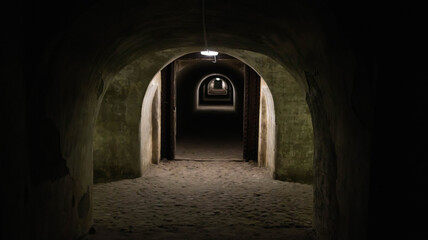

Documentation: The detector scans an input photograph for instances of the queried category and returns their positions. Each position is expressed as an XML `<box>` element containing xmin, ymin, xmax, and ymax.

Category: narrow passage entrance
<box><xmin>162</xmin><ymin>53</ymin><xmax>261</xmax><ymax>162</ymax></box>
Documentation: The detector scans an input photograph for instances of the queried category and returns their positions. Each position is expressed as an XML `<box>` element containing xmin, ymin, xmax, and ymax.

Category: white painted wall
<box><xmin>140</xmin><ymin>72</ymin><xmax>161</xmax><ymax>173</ymax></box>
<box><xmin>258</xmin><ymin>78</ymin><xmax>276</xmax><ymax>176</ymax></box>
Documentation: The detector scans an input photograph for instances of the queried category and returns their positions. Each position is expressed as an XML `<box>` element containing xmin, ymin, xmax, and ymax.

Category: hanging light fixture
<box><xmin>200</xmin><ymin>0</ymin><xmax>218</xmax><ymax>62</ymax></box>
<box><xmin>201</xmin><ymin>50</ymin><xmax>218</xmax><ymax>56</ymax></box>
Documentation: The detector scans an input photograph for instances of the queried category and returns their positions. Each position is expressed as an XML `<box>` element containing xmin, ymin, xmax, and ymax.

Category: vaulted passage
<box><xmin>89</xmin><ymin>50</ymin><xmax>315</xmax><ymax>239</ymax></box>
<box><xmin>93</xmin><ymin>50</ymin><xmax>314</xmax><ymax>183</ymax></box>
<box><xmin>174</xmin><ymin>54</ymin><xmax>245</xmax><ymax>161</ymax></box>
<box><xmin>6</xmin><ymin>1</ymin><xmax>425</xmax><ymax>240</ymax></box>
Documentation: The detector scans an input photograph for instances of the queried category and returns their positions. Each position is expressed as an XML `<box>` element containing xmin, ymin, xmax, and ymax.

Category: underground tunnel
<box><xmin>174</xmin><ymin>53</ymin><xmax>246</xmax><ymax>161</ymax></box>
<box><xmin>90</xmin><ymin>50</ymin><xmax>314</xmax><ymax>238</ymax></box>
<box><xmin>93</xmin><ymin>50</ymin><xmax>314</xmax><ymax>183</ymax></box>
<box><xmin>5</xmin><ymin>0</ymin><xmax>428</xmax><ymax>240</ymax></box>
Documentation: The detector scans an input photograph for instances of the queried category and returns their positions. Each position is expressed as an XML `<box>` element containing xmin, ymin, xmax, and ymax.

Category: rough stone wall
<box><xmin>93</xmin><ymin>53</ymin><xmax>172</xmax><ymax>183</ymax></box>
<box><xmin>140</xmin><ymin>72</ymin><xmax>161</xmax><ymax>172</ymax></box>
<box><xmin>273</xmin><ymin>76</ymin><xmax>314</xmax><ymax>183</ymax></box>
<box><xmin>93</xmin><ymin>62</ymin><xmax>147</xmax><ymax>182</ymax></box>
<box><xmin>305</xmin><ymin>71</ymin><xmax>339</xmax><ymax>239</ymax></box>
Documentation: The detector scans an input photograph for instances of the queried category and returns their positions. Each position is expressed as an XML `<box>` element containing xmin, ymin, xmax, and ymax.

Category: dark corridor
<box><xmin>176</xmin><ymin>110</ymin><xmax>244</xmax><ymax>160</ymax></box>
<box><xmin>162</xmin><ymin>53</ymin><xmax>259</xmax><ymax>161</ymax></box>
<box><xmin>5</xmin><ymin>1</ymin><xmax>428</xmax><ymax>240</ymax></box>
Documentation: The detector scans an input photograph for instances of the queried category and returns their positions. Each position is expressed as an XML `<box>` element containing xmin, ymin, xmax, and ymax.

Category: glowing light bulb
<box><xmin>200</xmin><ymin>50</ymin><xmax>218</xmax><ymax>56</ymax></box>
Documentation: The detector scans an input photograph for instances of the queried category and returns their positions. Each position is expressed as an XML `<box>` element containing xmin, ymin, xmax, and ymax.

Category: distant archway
<box><xmin>93</xmin><ymin>50</ymin><xmax>313</xmax><ymax>184</ymax></box>
<box><xmin>196</xmin><ymin>73</ymin><xmax>236</xmax><ymax>111</ymax></box>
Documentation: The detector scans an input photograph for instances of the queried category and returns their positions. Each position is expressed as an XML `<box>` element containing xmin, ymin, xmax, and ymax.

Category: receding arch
<box><xmin>196</xmin><ymin>73</ymin><xmax>236</xmax><ymax>111</ymax></box>
<box><xmin>93</xmin><ymin>49</ymin><xmax>313</xmax><ymax>184</ymax></box>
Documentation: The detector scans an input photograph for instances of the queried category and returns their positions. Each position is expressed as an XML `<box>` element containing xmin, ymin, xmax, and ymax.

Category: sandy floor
<box><xmin>175</xmin><ymin>125</ymin><xmax>244</xmax><ymax>160</ymax></box>
<box><xmin>85</xmin><ymin>160</ymin><xmax>315</xmax><ymax>240</ymax></box>
<box><xmin>176</xmin><ymin>136</ymin><xmax>243</xmax><ymax>160</ymax></box>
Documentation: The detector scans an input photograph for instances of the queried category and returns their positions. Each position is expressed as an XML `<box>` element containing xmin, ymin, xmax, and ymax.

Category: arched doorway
<box><xmin>161</xmin><ymin>53</ymin><xmax>258</xmax><ymax>162</ymax></box>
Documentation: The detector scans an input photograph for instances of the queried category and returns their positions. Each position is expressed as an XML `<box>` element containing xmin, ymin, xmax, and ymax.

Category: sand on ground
<box><xmin>85</xmin><ymin>160</ymin><xmax>315</xmax><ymax>240</ymax></box>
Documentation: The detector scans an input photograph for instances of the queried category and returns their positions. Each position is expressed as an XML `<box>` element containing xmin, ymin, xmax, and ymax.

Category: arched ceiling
<box><xmin>52</xmin><ymin>0</ymin><xmax>338</xmax><ymax>86</ymax></box>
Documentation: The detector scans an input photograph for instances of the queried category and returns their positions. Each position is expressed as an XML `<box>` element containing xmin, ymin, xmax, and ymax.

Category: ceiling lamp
<box><xmin>200</xmin><ymin>0</ymin><xmax>217</xmax><ymax>62</ymax></box>
<box><xmin>201</xmin><ymin>50</ymin><xmax>218</xmax><ymax>56</ymax></box>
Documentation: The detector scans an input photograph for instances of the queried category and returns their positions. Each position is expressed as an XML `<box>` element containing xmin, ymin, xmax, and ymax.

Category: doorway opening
<box><xmin>93</xmin><ymin>48</ymin><xmax>313</xmax><ymax>185</ymax></box>
<box><xmin>160</xmin><ymin>53</ymin><xmax>263</xmax><ymax>163</ymax></box>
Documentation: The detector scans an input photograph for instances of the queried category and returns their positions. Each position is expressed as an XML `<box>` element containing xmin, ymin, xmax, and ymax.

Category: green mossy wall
<box><xmin>95</xmin><ymin>48</ymin><xmax>314</xmax><ymax>184</ymax></box>
<box><xmin>226</xmin><ymin>50</ymin><xmax>314</xmax><ymax>184</ymax></box>
<box><xmin>93</xmin><ymin>50</ymin><xmax>181</xmax><ymax>183</ymax></box>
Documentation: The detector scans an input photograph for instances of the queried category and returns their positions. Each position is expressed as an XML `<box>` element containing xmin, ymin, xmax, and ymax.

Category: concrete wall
<box><xmin>93</xmin><ymin>53</ymin><xmax>172</xmax><ymax>183</ymax></box>
<box><xmin>93</xmin><ymin>61</ymin><xmax>146</xmax><ymax>182</ymax></box>
<box><xmin>140</xmin><ymin>72</ymin><xmax>161</xmax><ymax>172</ymax></box>
<box><xmin>258</xmin><ymin>78</ymin><xmax>276</xmax><ymax>177</ymax></box>
<box><xmin>227</xmin><ymin>50</ymin><xmax>314</xmax><ymax>183</ymax></box>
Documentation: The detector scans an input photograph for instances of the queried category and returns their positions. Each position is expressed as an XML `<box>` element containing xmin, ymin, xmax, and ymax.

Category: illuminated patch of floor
<box><xmin>87</xmin><ymin>160</ymin><xmax>314</xmax><ymax>240</ymax></box>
